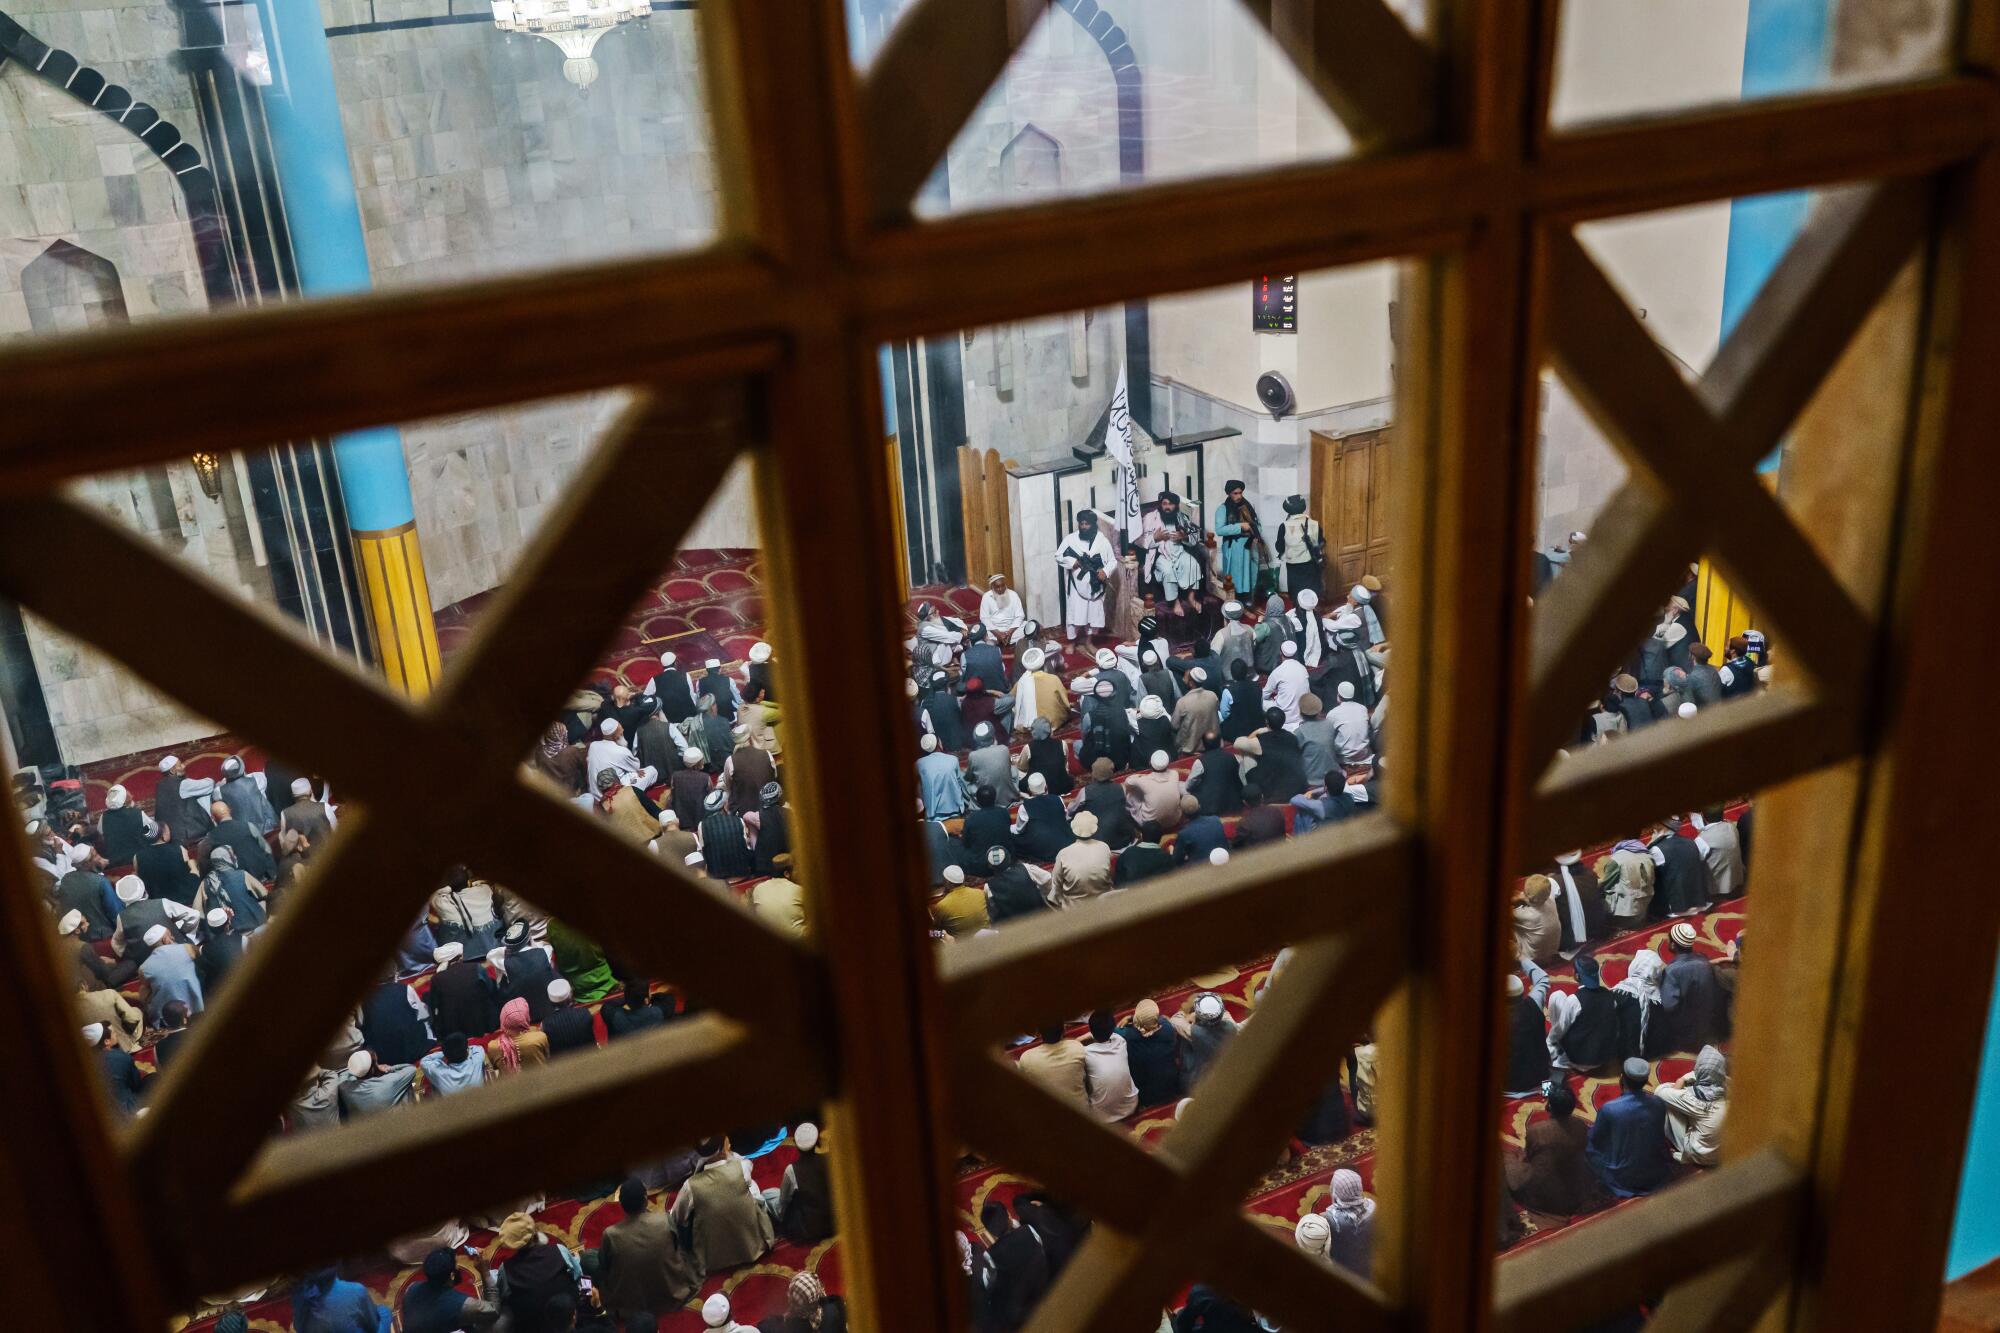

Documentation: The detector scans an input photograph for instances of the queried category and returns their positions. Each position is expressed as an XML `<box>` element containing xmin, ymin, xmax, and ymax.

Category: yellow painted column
<box><xmin>352</xmin><ymin>521</ymin><xmax>442</xmax><ymax>696</ymax></box>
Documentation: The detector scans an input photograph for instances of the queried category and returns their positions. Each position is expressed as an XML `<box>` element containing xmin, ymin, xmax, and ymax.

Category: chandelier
<box><xmin>491</xmin><ymin>0</ymin><xmax>650</xmax><ymax>91</ymax></box>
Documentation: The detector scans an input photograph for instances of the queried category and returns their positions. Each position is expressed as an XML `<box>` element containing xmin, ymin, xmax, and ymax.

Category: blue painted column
<box><xmin>253</xmin><ymin>0</ymin><xmax>440</xmax><ymax>693</ymax></box>
<box><xmin>1719</xmin><ymin>0</ymin><xmax>1831</xmax><ymax>340</ymax></box>
<box><xmin>1950</xmin><ymin>952</ymin><xmax>2000</xmax><ymax>1279</ymax></box>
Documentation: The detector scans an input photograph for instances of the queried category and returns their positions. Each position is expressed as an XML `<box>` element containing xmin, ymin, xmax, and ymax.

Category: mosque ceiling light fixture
<box><xmin>491</xmin><ymin>0</ymin><xmax>651</xmax><ymax>91</ymax></box>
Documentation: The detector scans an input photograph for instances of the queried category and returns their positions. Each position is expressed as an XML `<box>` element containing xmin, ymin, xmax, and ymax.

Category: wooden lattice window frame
<box><xmin>1</xmin><ymin>1</ymin><xmax>1998</xmax><ymax>1330</ymax></box>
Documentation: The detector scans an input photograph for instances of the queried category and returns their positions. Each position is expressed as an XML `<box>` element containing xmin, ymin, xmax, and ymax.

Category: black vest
<box><xmin>781</xmin><ymin>1151</ymin><xmax>837</xmax><ymax>1243</ymax></box>
<box><xmin>1026</xmin><ymin>737</ymin><xmax>1073</xmax><ymax>795</ymax></box>
<box><xmin>1563</xmin><ymin>988</ymin><xmax>1623</xmax><ymax>1069</ymax></box>
<box><xmin>544</xmin><ymin>1005</ymin><xmax>597</xmax><ymax>1055</ymax></box>
<box><xmin>100</xmin><ymin>807</ymin><xmax>149</xmax><ymax>863</ymax></box>
<box><xmin>501</xmin><ymin>948</ymin><xmax>559</xmax><ymax>1022</ymax></box>
<box><xmin>361</xmin><ymin>982</ymin><xmax>434</xmax><ymax>1065</ymax></box>
<box><xmin>1504</xmin><ymin>995</ymin><xmax>1551</xmax><ymax>1092</ymax></box>
<box><xmin>654</xmin><ymin>669</ymin><xmax>698</xmax><ymax>722</ymax></box>
<box><xmin>1190</xmin><ymin>748</ymin><xmax>1245</xmax><ymax>816</ymax></box>
<box><xmin>1249</xmin><ymin>729</ymin><xmax>1308</xmax><ymax>803</ymax></box>
<box><xmin>1219</xmin><ymin>681</ymin><xmax>1262</xmax><ymax>741</ymax></box>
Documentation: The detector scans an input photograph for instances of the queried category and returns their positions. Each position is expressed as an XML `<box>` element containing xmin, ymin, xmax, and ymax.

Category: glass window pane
<box><xmin>1</xmin><ymin>0</ymin><xmax>718</xmax><ymax>340</ymax></box>
<box><xmin>1550</xmin><ymin>0</ymin><xmax>1955</xmax><ymax>129</ymax></box>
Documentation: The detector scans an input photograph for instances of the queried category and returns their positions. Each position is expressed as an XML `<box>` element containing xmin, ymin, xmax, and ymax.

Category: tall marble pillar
<box><xmin>251</xmin><ymin>0</ymin><xmax>442</xmax><ymax>694</ymax></box>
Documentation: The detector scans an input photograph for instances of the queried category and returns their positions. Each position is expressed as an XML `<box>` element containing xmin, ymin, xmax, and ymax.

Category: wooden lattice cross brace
<box><xmin>951</xmin><ymin>924</ymin><xmax>1407</xmax><ymax>1333</ymax></box>
<box><xmin>0</xmin><ymin>379</ymin><xmax>832</xmax><ymax>1299</ymax></box>
<box><xmin>1519</xmin><ymin>181</ymin><xmax>1933</xmax><ymax>863</ymax></box>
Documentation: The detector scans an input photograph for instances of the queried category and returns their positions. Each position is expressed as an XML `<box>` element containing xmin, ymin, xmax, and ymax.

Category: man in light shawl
<box><xmin>979</xmin><ymin>573</ymin><xmax>1026</xmax><ymax>644</ymax></box>
<box><xmin>1613</xmin><ymin>948</ymin><xmax>1667</xmax><ymax>1060</ymax></box>
<box><xmin>1123</xmin><ymin>750</ymin><xmax>1189</xmax><ymax>833</ymax></box>
<box><xmin>1599</xmin><ymin>837</ymin><xmax>1656</xmax><ymax>931</ymax></box>
<box><xmin>1656</xmin><ymin>1045</ymin><xmax>1729</xmax><ymax>1166</ymax></box>
<box><xmin>1261</xmin><ymin>638</ymin><xmax>1310</xmax><ymax>729</ymax></box>
<box><xmin>1047</xmin><ymin>811</ymin><xmax>1112</xmax><ymax>908</ymax></box>
<box><xmin>587</xmin><ymin>718</ymin><xmax>656</xmax><ymax>797</ymax></box>
<box><xmin>1321</xmin><ymin>1168</ymin><xmax>1376</xmax><ymax>1277</ymax></box>
<box><xmin>1010</xmin><ymin>647</ymin><xmax>1071</xmax><ymax>739</ymax></box>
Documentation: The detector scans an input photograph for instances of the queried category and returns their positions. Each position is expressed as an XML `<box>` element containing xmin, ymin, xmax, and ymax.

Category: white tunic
<box><xmin>1057</xmin><ymin>531</ymin><xmax>1118</xmax><ymax>630</ymax></box>
<box><xmin>979</xmin><ymin>588</ymin><xmax>1025</xmax><ymax>636</ymax></box>
<box><xmin>1261</xmin><ymin>659</ymin><xmax>1311</xmax><ymax>729</ymax></box>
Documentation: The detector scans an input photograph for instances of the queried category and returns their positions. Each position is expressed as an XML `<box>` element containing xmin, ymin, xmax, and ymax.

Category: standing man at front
<box><xmin>1057</xmin><ymin>509</ymin><xmax>1117</xmax><ymax>642</ymax></box>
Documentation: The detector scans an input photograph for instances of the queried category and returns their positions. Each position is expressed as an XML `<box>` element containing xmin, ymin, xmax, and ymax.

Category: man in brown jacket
<box><xmin>669</xmin><ymin>1137</ymin><xmax>776</xmax><ymax>1276</ymax></box>
<box><xmin>1048</xmin><ymin>811</ymin><xmax>1113</xmax><ymax>908</ymax></box>
<box><xmin>1170</xmin><ymin>668</ymin><xmax>1221</xmax><ymax>755</ymax></box>
<box><xmin>596</xmin><ymin>1178</ymin><xmax>698</xmax><ymax>1319</ymax></box>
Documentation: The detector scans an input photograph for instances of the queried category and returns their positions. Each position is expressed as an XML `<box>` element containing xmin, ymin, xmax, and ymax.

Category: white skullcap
<box><xmin>660</xmin><ymin>651</ymin><xmax>677</xmax><ymax>667</ymax></box>
<box><xmin>1280</xmin><ymin>640</ymin><xmax>1298</xmax><ymax>658</ymax></box>
<box><xmin>749</xmin><ymin>641</ymin><xmax>772</xmax><ymax>664</ymax></box>
<box><xmin>1021</xmin><ymin>648</ymin><xmax>1045</xmax><ymax>671</ymax></box>
<box><xmin>1349</xmin><ymin>584</ymin><xmax>1371</xmax><ymax>603</ymax></box>
<box><xmin>702</xmin><ymin>1294</ymin><xmax>733</xmax><ymax>1328</ymax></box>
<box><xmin>1195</xmin><ymin>993</ymin><xmax>1225</xmax><ymax>1020</ymax></box>
<box><xmin>1151</xmin><ymin>750</ymin><xmax>1170</xmax><ymax>772</ymax></box>
<box><xmin>1095</xmin><ymin>648</ymin><xmax>1115</xmax><ymax>668</ymax></box>
<box><xmin>684</xmin><ymin>851</ymin><xmax>705</xmax><ymax>868</ymax></box>
<box><xmin>105</xmin><ymin>784</ymin><xmax>129</xmax><ymax>810</ymax></box>
<box><xmin>291</xmin><ymin>777</ymin><xmax>313</xmax><ymax>797</ymax></box>
<box><xmin>547</xmin><ymin>978</ymin><xmax>573</xmax><ymax>1003</ymax></box>
<box><xmin>1298</xmin><ymin>589</ymin><xmax>1319</xmax><ymax>610</ymax></box>
<box><xmin>206</xmin><ymin>907</ymin><xmax>229</xmax><ymax>929</ymax></box>
<box><xmin>1505</xmin><ymin>974</ymin><xmax>1525</xmax><ymax>997</ymax></box>
<box><xmin>920</xmin><ymin>733</ymin><xmax>938</xmax><ymax>753</ymax></box>
<box><xmin>1026</xmin><ymin>772</ymin><xmax>1048</xmax><ymax>796</ymax></box>
<box><xmin>1336</xmin><ymin>681</ymin><xmax>1356</xmax><ymax>701</ymax></box>
<box><xmin>1569</xmin><ymin>530</ymin><xmax>1587</xmax><ymax>544</ymax></box>
<box><xmin>731</xmin><ymin>724</ymin><xmax>750</xmax><ymax>742</ymax></box>
<box><xmin>115</xmin><ymin>875</ymin><xmax>145</xmax><ymax>903</ymax></box>
<box><xmin>658</xmin><ymin>809</ymin><xmax>679</xmax><ymax>827</ymax></box>
<box><xmin>1678</xmin><ymin>702</ymin><xmax>1698</xmax><ymax>719</ymax></box>
<box><xmin>600</xmin><ymin>718</ymin><xmax>619</xmax><ymax>736</ymax></box>
<box><xmin>144</xmin><ymin>925</ymin><xmax>170</xmax><ymax>947</ymax></box>
<box><xmin>682</xmin><ymin>749</ymin><xmax>705</xmax><ymax>768</ymax></box>
<box><xmin>704</xmin><ymin>658</ymin><xmax>722</xmax><ymax>670</ymax></box>
<box><xmin>974</xmin><ymin>722</ymin><xmax>993</xmax><ymax>741</ymax></box>
<box><xmin>942</xmin><ymin>865</ymin><xmax>965</xmax><ymax>885</ymax></box>
<box><xmin>57</xmin><ymin>910</ymin><xmax>83</xmax><ymax>934</ymax></box>
<box><xmin>1070</xmin><ymin>810</ymin><xmax>1099</xmax><ymax>839</ymax></box>
<box><xmin>1222</xmin><ymin>600</ymin><xmax>1243</xmax><ymax>617</ymax></box>
<box><xmin>157</xmin><ymin>755</ymin><xmax>180</xmax><ymax>773</ymax></box>
<box><xmin>433</xmin><ymin>942</ymin><xmax>464</xmax><ymax>965</ymax></box>
<box><xmin>82</xmin><ymin>1023</ymin><xmax>106</xmax><ymax>1045</ymax></box>
<box><xmin>68</xmin><ymin>843</ymin><xmax>94</xmax><ymax>866</ymax></box>
<box><xmin>346</xmin><ymin>1050</ymin><xmax>374</xmax><ymax>1077</ymax></box>
<box><xmin>794</xmin><ymin>1122</ymin><xmax>819</xmax><ymax>1152</ymax></box>
<box><xmin>1208</xmin><ymin>847</ymin><xmax>1230</xmax><ymax>867</ymax></box>
<box><xmin>1189</xmin><ymin>666</ymin><xmax>1207</xmax><ymax>684</ymax></box>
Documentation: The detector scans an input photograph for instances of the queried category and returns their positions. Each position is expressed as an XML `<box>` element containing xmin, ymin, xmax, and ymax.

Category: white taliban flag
<box><xmin>1105</xmin><ymin>366</ymin><xmax>1143</xmax><ymax>544</ymax></box>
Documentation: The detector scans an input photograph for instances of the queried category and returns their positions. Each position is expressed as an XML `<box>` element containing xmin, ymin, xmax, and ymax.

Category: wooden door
<box><xmin>1312</xmin><ymin>427</ymin><xmax>1392</xmax><ymax>592</ymax></box>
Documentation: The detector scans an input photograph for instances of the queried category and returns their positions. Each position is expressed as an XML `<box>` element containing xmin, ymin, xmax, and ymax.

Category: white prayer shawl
<box><xmin>979</xmin><ymin>588</ymin><xmax>1025</xmax><ymax>636</ymax></box>
<box><xmin>1011</xmin><ymin>672</ymin><xmax>1045</xmax><ymax>732</ymax></box>
<box><xmin>1261</xmin><ymin>659</ymin><xmax>1310</xmax><ymax>729</ymax></box>
<box><xmin>1288</xmin><ymin>610</ymin><xmax>1328</xmax><ymax>669</ymax></box>
<box><xmin>1553</xmin><ymin>856</ymin><xmax>1590</xmax><ymax>946</ymax></box>
<box><xmin>1545</xmin><ymin>989</ymin><xmax>1581</xmax><ymax>1070</ymax></box>
<box><xmin>1108</xmin><ymin>645</ymin><xmax>1145</xmax><ymax>695</ymax></box>
<box><xmin>918</xmin><ymin>617</ymin><xmax>965</xmax><ymax>665</ymax></box>
<box><xmin>1057</xmin><ymin>531</ymin><xmax>1118</xmax><ymax>630</ymax></box>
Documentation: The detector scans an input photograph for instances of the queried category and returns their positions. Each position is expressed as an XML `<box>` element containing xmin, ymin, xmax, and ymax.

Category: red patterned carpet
<box><xmin>77</xmin><ymin>556</ymin><xmax>1744</xmax><ymax>1329</ymax></box>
